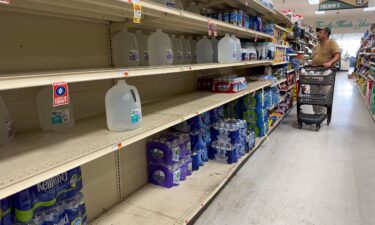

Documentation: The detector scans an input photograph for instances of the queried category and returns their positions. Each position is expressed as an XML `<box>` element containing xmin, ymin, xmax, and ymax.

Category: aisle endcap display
<box><xmin>0</xmin><ymin>61</ymin><xmax>273</xmax><ymax>91</ymax></box>
<box><xmin>0</xmin><ymin>81</ymin><xmax>271</xmax><ymax>200</ymax></box>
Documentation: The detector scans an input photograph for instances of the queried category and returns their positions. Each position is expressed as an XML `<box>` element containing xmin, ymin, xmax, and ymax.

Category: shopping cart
<box><xmin>297</xmin><ymin>66</ymin><xmax>336</xmax><ymax>131</ymax></box>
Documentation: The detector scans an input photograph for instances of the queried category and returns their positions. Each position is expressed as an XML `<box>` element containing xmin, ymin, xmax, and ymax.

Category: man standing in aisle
<box><xmin>311</xmin><ymin>27</ymin><xmax>340</xmax><ymax>114</ymax></box>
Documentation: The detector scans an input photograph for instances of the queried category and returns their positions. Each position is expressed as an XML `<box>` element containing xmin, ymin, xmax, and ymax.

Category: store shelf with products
<box><xmin>91</xmin><ymin>103</ymin><xmax>295</xmax><ymax>225</ymax></box>
<box><xmin>359</xmin><ymin>52</ymin><xmax>375</xmax><ymax>56</ymax></box>
<box><xmin>0</xmin><ymin>80</ymin><xmax>271</xmax><ymax>199</ymax></box>
<box><xmin>0</xmin><ymin>0</ymin><xmax>272</xmax><ymax>40</ymax></box>
<box><xmin>287</xmin><ymin>69</ymin><xmax>294</xmax><ymax>74</ymax></box>
<box><xmin>201</xmin><ymin>0</ymin><xmax>276</xmax><ymax>17</ymax></box>
<box><xmin>0</xmin><ymin>60</ymin><xmax>272</xmax><ymax>91</ymax></box>
<box><xmin>356</xmin><ymin>83</ymin><xmax>375</xmax><ymax>122</ymax></box>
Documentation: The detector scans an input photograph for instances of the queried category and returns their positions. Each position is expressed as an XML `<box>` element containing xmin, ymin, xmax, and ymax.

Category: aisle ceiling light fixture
<box><xmin>363</xmin><ymin>7</ymin><xmax>375</xmax><ymax>11</ymax></box>
<box><xmin>315</xmin><ymin>10</ymin><xmax>325</xmax><ymax>14</ymax></box>
<box><xmin>307</xmin><ymin>0</ymin><xmax>319</xmax><ymax>5</ymax></box>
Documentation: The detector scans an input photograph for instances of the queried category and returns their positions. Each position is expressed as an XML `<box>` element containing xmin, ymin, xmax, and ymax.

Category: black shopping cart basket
<box><xmin>297</xmin><ymin>66</ymin><xmax>336</xmax><ymax>131</ymax></box>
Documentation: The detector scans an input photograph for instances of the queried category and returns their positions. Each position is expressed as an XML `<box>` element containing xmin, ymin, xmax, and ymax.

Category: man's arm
<box><xmin>324</xmin><ymin>52</ymin><xmax>340</xmax><ymax>68</ymax></box>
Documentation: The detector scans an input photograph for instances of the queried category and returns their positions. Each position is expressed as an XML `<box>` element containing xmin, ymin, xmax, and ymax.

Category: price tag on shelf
<box><xmin>129</xmin><ymin>0</ymin><xmax>142</xmax><ymax>23</ymax></box>
<box><xmin>52</xmin><ymin>82</ymin><xmax>69</xmax><ymax>107</ymax></box>
<box><xmin>119</xmin><ymin>70</ymin><xmax>129</xmax><ymax>77</ymax></box>
<box><xmin>113</xmin><ymin>142</ymin><xmax>123</xmax><ymax>151</ymax></box>
<box><xmin>0</xmin><ymin>0</ymin><xmax>11</xmax><ymax>4</ymax></box>
<box><xmin>208</xmin><ymin>20</ymin><xmax>213</xmax><ymax>36</ymax></box>
<box><xmin>182</xmin><ymin>66</ymin><xmax>192</xmax><ymax>71</ymax></box>
<box><xmin>213</xmin><ymin>24</ymin><xmax>218</xmax><ymax>37</ymax></box>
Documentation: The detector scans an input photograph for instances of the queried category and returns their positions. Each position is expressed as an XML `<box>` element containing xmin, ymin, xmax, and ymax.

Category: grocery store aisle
<box><xmin>194</xmin><ymin>72</ymin><xmax>375</xmax><ymax>225</ymax></box>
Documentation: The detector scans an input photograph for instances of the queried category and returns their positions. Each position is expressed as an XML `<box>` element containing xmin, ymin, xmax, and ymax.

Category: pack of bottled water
<box><xmin>147</xmin><ymin>132</ymin><xmax>193</xmax><ymax>188</ymax></box>
<box><xmin>0</xmin><ymin>197</ymin><xmax>13</xmax><ymax>225</ymax></box>
<box><xmin>2</xmin><ymin>167</ymin><xmax>87</xmax><ymax>225</ymax></box>
<box><xmin>209</xmin><ymin>119</ymin><xmax>255</xmax><ymax>164</ymax></box>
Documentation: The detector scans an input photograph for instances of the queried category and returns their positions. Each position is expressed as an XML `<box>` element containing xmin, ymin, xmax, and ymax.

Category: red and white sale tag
<box><xmin>0</xmin><ymin>0</ymin><xmax>11</xmax><ymax>4</ymax></box>
<box><xmin>52</xmin><ymin>82</ymin><xmax>69</xmax><ymax>107</ymax></box>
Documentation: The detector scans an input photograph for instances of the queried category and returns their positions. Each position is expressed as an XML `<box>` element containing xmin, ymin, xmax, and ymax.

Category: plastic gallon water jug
<box><xmin>218</xmin><ymin>34</ymin><xmax>236</xmax><ymax>63</ymax></box>
<box><xmin>148</xmin><ymin>29</ymin><xmax>173</xmax><ymax>66</ymax></box>
<box><xmin>37</xmin><ymin>86</ymin><xmax>75</xmax><ymax>131</ymax></box>
<box><xmin>232</xmin><ymin>35</ymin><xmax>242</xmax><ymax>62</ymax></box>
<box><xmin>180</xmin><ymin>36</ymin><xmax>192</xmax><ymax>64</ymax></box>
<box><xmin>188</xmin><ymin>37</ymin><xmax>197</xmax><ymax>63</ymax></box>
<box><xmin>111</xmin><ymin>28</ymin><xmax>139</xmax><ymax>67</ymax></box>
<box><xmin>105</xmin><ymin>80</ymin><xmax>142</xmax><ymax>132</ymax></box>
<box><xmin>0</xmin><ymin>97</ymin><xmax>15</xmax><ymax>146</ymax></box>
<box><xmin>170</xmin><ymin>34</ymin><xmax>184</xmax><ymax>65</ymax></box>
<box><xmin>135</xmin><ymin>30</ymin><xmax>149</xmax><ymax>66</ymax></box>
<box><xmin>212</xmin><ymin>37</ymin><xmax>219</xmax><ymax>63</ymax></box>
<box><xmin>196</xmin><ymin>36</ymin><xmax>213</xmax><ymax>63</ymax></box>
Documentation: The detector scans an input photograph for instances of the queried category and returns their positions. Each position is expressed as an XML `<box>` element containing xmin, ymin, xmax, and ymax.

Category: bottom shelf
<box><xmin>92</xmin><ymin>106</ymin><xmax>295</xmax><ymax>225</ymax></box>
<box><xmin>356</xmin><ymin>83</ymin><xmax>375</xmax><ymax>122</ymax></box>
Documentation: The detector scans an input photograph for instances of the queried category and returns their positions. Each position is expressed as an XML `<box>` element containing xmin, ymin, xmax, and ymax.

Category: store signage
<box><xmin>315</xmin><ymin>19</ymin><xmax>371</xmax><ymax>31</ymax></box>
<box><xmin>319</xmin><ymin>0</ymin><xmax>368</xmax><ymax>11</ymax></box>
<box><xmin>52</xmin><ymin>82</ymin><xmax>70</xmax><ymax>107</ymax></box>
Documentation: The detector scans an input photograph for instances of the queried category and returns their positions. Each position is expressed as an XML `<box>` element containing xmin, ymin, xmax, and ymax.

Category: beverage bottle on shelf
<box><xmin>211</xmin><ymin>37</ymin><xmax>219</xmax><ymax>63</ymax></box>
<box><xmin>188</xmin><ymin>37</ymin><xmax>197</xmax><ymax>63</ymax></box>
<box><xmin>0</xmin><ymin>96</ymin><xmax>15</xmax><ymax>146</ymax></box>
<box><xmin>231</xmin><ymin>35</ymin><xmax>242</xmax><ymax>62</ymax></box>
<box><xmin>105</xmin><ymin>80</ymin><xmax>142</xmax><ymax>132</ymax></box>
<box><xmin>111</xmin><ymin>28</ymin><xmax>139</xmax><ymax>67</ymax></box>
<box><xmin>218</xmin><ymin>34</ymin><xmax>236</xmax><ymax>63</ymax></box>
<box><xmin>170</xmin><ymin>35</ymin><xmax>184</xmax><ymax>65</ymax></box>
<box><xmin>148</xmin><ymin>29</ymin><xmax>173</xmax><ymax>66</ymax></box>
<box><xmin>196</xmin><ymin>36</ymin><xmax>213</xmax><ymax>63</ymax></box>
<box><xmin>180</xmin><ymin>36</ymin><xmax>192</xmax><ymax>64</ymax></box>
<box><xmin>135</xmin><ymin>30</ymin><xmax>149</xmax><ymax>66</ymax></box>
<box><xmin>36</xmin><ymin>86</ymin><xmax>75</xmax><ymax>131</ymax></box>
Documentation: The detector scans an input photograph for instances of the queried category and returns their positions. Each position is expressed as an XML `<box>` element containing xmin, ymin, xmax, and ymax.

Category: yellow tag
<box><xmin>131</xmin><ymin>0</ymin><xmax>142</xmax><ymax>23</ymax></box>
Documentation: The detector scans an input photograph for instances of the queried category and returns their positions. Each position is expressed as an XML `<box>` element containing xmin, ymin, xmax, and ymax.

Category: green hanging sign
<box><xmin>319</xmin><ymin>0</ymin><xmax>368</xmax><ymax>11</ymax></box>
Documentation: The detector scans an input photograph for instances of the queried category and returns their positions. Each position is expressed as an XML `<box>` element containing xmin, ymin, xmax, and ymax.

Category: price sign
<box><xmin>113</xmin><ymin>142</ymin><xmax>123</xmax><ymax>151</ymax></box>
<box><xmin>52</xmin><ymin>82</ymin><xmax>69</xmax><ymax>107</ymax></box>
<box><xmin>130</xmin><ymin>0</ymin><xmax>142</xmax><ymax>23</ymax></box>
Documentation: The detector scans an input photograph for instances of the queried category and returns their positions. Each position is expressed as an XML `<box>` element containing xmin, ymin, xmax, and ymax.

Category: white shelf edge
<box><xmin>91</xmin><ymin>102</ymin><xmax>296</xmax><ymax>225</ymax></box>
<box><xmin>271</xmin><ymin>78</ymin><xmax>287</xmax><ymax>87</ymax></box>
<box><xmin>274</xmin><ymin>24</ymin><xmax>290</xmax><ymax>34</ymax></box>
<box><xmin>0</xmin><ymin>81</ymin><xmax>272</xmax><ymax>199</ymax></box>
<box><xmin>287</xmin><ymin>53</ymin><xmax>298</xmax><ymax>56</ymax></box>
<box><xmin>287</xmin><ymin>69</ymin><xmax>294</xmax><ymax>73</ymax></box>
<box><xmin>272</xmin><ymin>61</ymin><xmax>289</xmax><ymax>66</ymax></box>
<box><xmin>275</xmin><ymin>44</ymin><xmax>289</xmax><ymax>49</ymax></box>
<box><xmin>0</xmin><ymin>60</ymin><xmax>272</xmax><ymax>91</ymax></box>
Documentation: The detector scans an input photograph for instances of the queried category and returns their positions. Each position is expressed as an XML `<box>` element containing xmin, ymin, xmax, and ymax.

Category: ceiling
<box><xmin>273</xmin><ymin>0</ymin><xmax>375</xmax><ymax>19</ymax></box>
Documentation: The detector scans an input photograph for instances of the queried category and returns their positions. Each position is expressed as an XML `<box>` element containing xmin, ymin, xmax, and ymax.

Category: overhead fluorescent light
<box><xmin>363</xmin><ymin>7</ymin><xmax>375</xmax><ymax>11</ymax></box>
<box><xmin>315</xmin><ymin>10</ymin><xmax>325</xmax><ymax>14</ymax></box>
<box><xmin>308</xmin><ymin>0</ymin><xmax>319</xmax><ymax>5</ymax></box>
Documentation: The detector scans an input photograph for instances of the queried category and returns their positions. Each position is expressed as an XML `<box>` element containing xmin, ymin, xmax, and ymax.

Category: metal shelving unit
<box><xmin>91</xmin><ymin>103</ymin><xmax>295</xmax><ymax>225</ymax></box>
<box><xmin>0</xmin><ymin>0</ymin><xmax>296</xmax><ymax>223</ymax></box>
